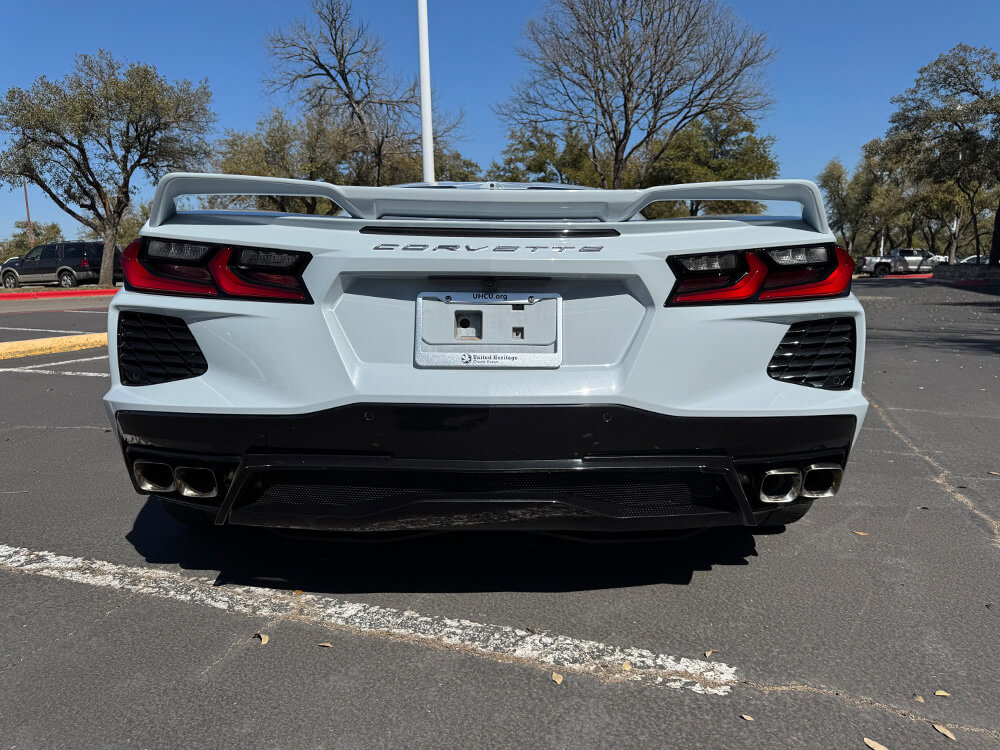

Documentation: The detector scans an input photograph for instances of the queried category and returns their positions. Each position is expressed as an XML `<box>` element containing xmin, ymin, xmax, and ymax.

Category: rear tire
<box><xmin>2</xmin><ymin>272</ymin><xmax>18</xmax><ymax>289</ymax></box>
<box><xmin>874</xmin><ymin>264</ymin><xmax>889</xmax><ymax>278</ymax></box>
<box><xmin>160</xmin><ymin>498</ymin><xmax>215</xmax><ymax>526</ymax></box>
<box><xmin>760</xmin><ymin>500</ymin><xmax>814</xmax><ymax>528</ymax></box>
<box><xmin>59</xmin><ymin>271</ymin><xmax>78</xmax><ymax>288</ymax></box>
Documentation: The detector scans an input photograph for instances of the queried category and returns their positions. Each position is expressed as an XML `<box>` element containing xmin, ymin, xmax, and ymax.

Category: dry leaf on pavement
<box><xmin>551</xmin><ymin>672</ymin><xmax>563</xmax><ymax>685</ymax></box>
<box><xmin>622</xmin><ymin>661</ymin><xmax>632</xmax><ymax>671</ymax></box>
<box><xmin>740</xmin><ymin>714</ymin><xmax>754</xmax><ymax>722</ymax></box>
<box><xmin>864</xmin><ymin>738</ymin><xmax>889</xmax><ymax>750</ymax></box>
<box><xmin>318</xmin><ymin>642</ymin><xmax>333</xmax><ymax>648</ymax></box>
<box><xmin>989</xmin><ymin>471</ymin><xmax>1000</xmax><ymax>477</ymax></box>
<box><xmin>934</xmin><ymin>690</ymin><xmax>951</xmax><ymax>697</ymax></box>
<box><xmin>932</xmin><ymin>724</ymin><xmax>956</xmax><ymax>741</ymax></box>
<box><xmin>852</xmin><ymin>531</ymin><xmax>869</xmax><ymax>536</ymax></box>
<box><xmin>705</xmin><ymin>649</ymin><xmax>719</xmax><ymax>658</ymax></box>
<box><xmin>914</xmin><ymin>695</ymin><xmax>925</xmax><ymax>703</ymax></box>
<box><xmin>253</xmin><ymin>633</ymin><xmax>269</xmax><ymax>645</ymax></box>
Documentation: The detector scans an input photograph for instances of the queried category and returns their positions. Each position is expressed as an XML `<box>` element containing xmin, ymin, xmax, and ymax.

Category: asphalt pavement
<box><xmin>0</xmin><ymin>280</ymin><xmax>998</xmax><ymax>749</ymax></box>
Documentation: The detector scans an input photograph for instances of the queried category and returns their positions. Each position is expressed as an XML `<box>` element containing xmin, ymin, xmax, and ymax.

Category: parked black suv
<box><xmin>2</xmin><ymin>241</ymin><xmax>122</xmax><ymax>288</ymax></box>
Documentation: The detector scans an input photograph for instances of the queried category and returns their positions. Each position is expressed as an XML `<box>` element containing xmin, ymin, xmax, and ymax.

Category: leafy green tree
<box><xmin>214</xmin><ymin>108</ymin><xmax>352</xmax><ymax>213</ymax></box>
<box><xmin>0</xmin><ymin>50</ymin><xmax>215</xmax><ymax>285</ymax></box>
<box><xmin>887</xmin><ymin>44</ymin><xmax>1000</xmax><ymax>264</ymax></box>
<box><xmin>816</xmin><ymin>158</ymin><xmax>875</xmax><ymax>254</ymax></box>
<box><xmin>643</xmin><ymin>111</ymin><xmax>779</xmax><ymax>216</ymax></box>
<box><xmin>215</xmin><ymin>107</ymin><xmax>480</xmax><ymax>201</ymax></box>
<box><xmin>1</xmin><ymin>220</ymin><xmax>64</xmax><ymax>262</ymax></box>
<box><xmin>486</xmin><ymin>126</ymin><xmax>599</xmax><ymax>185</ymax></box>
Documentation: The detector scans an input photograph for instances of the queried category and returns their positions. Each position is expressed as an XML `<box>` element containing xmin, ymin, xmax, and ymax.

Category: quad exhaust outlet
<box><xmin>759</xmin><ymin>468</ymin><xmax>802</xmax><ymax>504</ymax></box>
<box><xmin>801</xmin><ymin>463</ymin><xmax>844</xmax><ymax>498</ymax></box>
<box><xmin>759</xmin><ymin>463</ymin><xmax>843</xmax><ymax>504</ymax></box>
<box><xmin>174</xmin><ymin>466</ymin><xmax>219</xmax><ymax>499</ymax></box>
<box><xmin>133</xmin><ymin>461</ymin><xmax>218</xmax><ymax>499</ymax></box>
<box><xmin>133</xmin><ymin>461</ymin><xmax>175</xmax><ymax>493</ymax></box>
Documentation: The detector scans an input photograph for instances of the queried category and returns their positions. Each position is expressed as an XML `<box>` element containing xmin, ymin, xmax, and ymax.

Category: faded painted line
<box><xmin>0</xmin><ymin>332</ymin><xmax>107</xmax><ymax>361</ymax></box>
<box><xmin>0</xmin><ymin>326</ymin><xmax>84</xmax><ymax>335</ymax></box>
<box><xmin>0</xmin><ymin>542</ymin><xmax>737</xmax><ymax>695</ymax></box>
<box><xmin>0</xmin><ymin>368</ymin><xmax>109</xmax><ymax>377</ymax></box>
<box><xmin>20</xmin><ymin>355</ymin><xmax>108</xmax><ymax>369</ymax></box>
<box><xmin>62</xmin><ymin>310</ymin><xmax>107</xmax><ymax>314</ymax></box>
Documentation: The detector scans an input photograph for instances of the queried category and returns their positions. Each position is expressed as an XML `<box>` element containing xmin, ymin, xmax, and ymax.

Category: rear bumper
<box><xmin>116</xmin><ymin>404</ymin><xmax>856</xmax><ymax>532</ymax></box>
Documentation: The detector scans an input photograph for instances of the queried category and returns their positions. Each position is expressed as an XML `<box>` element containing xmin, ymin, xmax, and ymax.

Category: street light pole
<box><xmin>22</xmin><ymin>176</ymin><xmax>35</xmax><ymax>248</ymax></box>
<box><xmin>417</xmin><ymin>0</ymin><xmax>435</xmax><ymax>184</ymax></box>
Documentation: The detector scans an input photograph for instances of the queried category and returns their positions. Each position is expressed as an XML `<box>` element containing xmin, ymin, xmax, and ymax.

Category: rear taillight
<box><xmin>121</xmin><ymin>239</ymin><xmax>311</xmax><ymax>303</ymax></box>
<box><xmin>81</xmin><ymin>257</ymin><xmax>90</xmax><ymax>269</ymax></box>
<box><xmin>666</xmin><ymin>244</ymin><xmax>852</xmax><ymax>305</ymax></box>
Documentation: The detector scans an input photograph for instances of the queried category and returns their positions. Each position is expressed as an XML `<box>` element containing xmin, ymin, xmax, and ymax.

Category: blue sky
<box><xmin>3</xmin><ymin>0</ymin><xmax>1000</xmax><ymax>237</ymax></box>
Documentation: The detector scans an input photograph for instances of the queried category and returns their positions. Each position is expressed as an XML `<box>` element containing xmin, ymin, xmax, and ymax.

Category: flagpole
<box><xmin>417</xmin><ymin>0</ymin><xmax>435</xmax><ymax>184</ymax></box>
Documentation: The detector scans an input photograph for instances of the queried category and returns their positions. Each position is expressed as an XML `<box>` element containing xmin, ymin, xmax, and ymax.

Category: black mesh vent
<box><xmin>118</xmin><ymin>311</ymin><xmax>208</xmax><ymax>386</ymax></box>
<box><xmin>767</xmin><ymin>318</ymin><xmax>855</xmax><ymax>390</ymax></box>
<box><xmin>251</xmin><ymin>469</ymin><xmax>734</xmax><ymax>518</ymax></box>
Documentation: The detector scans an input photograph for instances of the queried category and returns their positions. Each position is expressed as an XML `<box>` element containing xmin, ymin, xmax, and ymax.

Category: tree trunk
<box><xmin>947</xmin><ymin>217</ymin><xmax>961</xmax><ymax>265</ymax></box>
<box><xmin>98</xmin><ymin>224</ymin><xmax>118</xmax><ymax>288</ymax></box>
<box><xmin>969</xmin><ymin>205</ymin><xmax>981</xmax><ymax>259</ymax></box>
<box><xmin>990</xmin><ymin>194</ymin><xmax>1000</xmax><ymax>267</ymax></box>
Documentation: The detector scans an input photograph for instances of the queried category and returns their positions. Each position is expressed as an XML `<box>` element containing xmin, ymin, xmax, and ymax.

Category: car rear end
<box><xmin>105</xmin><ymin>174</ymin><xmax>867</xmax><ymax>534</ymax></box>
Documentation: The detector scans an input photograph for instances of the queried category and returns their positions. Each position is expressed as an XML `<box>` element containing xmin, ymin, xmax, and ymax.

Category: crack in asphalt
<box><xmin>868</xmin><ymin>395</ymin><xmax>1000</xmax><ymax>549</ymax></box>
<box><xmin>744</xmin><ymin>681</ymin><xmax>1000</xmax><ymax>740</ymax></box>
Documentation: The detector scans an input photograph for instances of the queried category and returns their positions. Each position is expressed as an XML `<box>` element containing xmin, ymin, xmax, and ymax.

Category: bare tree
<box><xmin>497</xmin><ymin>0</ymin><xmax>773</xmax><ymax>188</ymax></box>
<box><xmin>266</xmin><ymin>0</ymin><xmax>460</xmax><ymax>185</ymax></box>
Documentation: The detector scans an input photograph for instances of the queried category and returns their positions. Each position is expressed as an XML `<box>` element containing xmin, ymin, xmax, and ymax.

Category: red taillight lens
<box><xmin>81</xmin><ymin>257</ymin><xmax>90</xmax><ymax>269</ymax></box>
<box><xmin>121</xmin><ymin>240</ymin><xmax>218</xmax><ymax>296</ymax></box>
<box><xmin>121</xmin><ymin>239</ymin><xmax>311</xmax><ymax>302</ymax></box>
<box><xmin>758</xmin><ymin>247</ymin><xmax>854</xmax><ymax>301</ymax></box>
<box><xmin>667</xmin><ymin>245</ymin><xmax>851</xmax><ymax>305</ymax></box>
<box><xmin>671</xmin><ymin>253</ymin><xmax>767</xmax><ymax>303</ymax></box>
<box><xmin>209</xmin><ymin>248</ymin><xmax>306</xmax><ymax>301</ymax></box>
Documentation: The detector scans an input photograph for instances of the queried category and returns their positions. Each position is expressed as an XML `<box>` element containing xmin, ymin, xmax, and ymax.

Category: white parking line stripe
<box><xmin>21</xmin><ymin>355</ymin><xmax>109</xmax><ymax>369</ymax></box>
<box><xmin>0</xmin><ymin>543</ymin><xmax>737</xmax><ymax>694</ymax></box>
<box><xmin>0</xmin><ymin>326</ymin><xmax>83</xmax><ymax>335</ymax></box>
<box><xmin>0</xmin><ymin>367</ymin><xmax>109</xmax><ymax>377</ymax></box>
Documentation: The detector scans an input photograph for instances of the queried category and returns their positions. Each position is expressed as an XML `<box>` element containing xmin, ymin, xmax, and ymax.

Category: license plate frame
<box><xmin>414</xmin><ymin>291</ymin><xmax>562</xmax><ymax>368</ymax></box>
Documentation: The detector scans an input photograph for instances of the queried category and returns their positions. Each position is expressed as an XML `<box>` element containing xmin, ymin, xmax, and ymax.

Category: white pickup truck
<box><xmin>857</xmin><ymin>248</ymin><xmax>947</xmax><ymax>277</ymax></box>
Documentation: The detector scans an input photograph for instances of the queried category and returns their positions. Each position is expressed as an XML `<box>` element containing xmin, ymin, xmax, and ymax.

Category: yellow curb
<box><xmin>0</xmin><ymin>332</ymin><xmax>108</xmax><ymax>361</ymax></box>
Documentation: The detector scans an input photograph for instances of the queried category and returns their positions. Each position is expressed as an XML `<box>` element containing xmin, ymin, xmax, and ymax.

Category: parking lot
<box><xmin>0</xmin><ymin>280</ymin><xmax>998</xmax><ymax>748</ymax></box>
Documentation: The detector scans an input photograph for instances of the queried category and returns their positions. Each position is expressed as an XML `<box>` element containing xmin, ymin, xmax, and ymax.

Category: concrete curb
<box><xmin>0</xmin><ymin>288</ymin><xmax>118</xmax><ymax>302</ymax></box>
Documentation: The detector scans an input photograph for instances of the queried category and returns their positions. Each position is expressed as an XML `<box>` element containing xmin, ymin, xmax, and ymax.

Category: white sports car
<box><xmin>105</xmin><ymin>174</ymin><xmax>867</xmax><ymax>534</ymax></box>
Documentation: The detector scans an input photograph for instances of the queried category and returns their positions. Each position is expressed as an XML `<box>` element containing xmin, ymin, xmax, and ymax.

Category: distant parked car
<box><xmin>857</xmin><ymin>248</ymin><xmax>947</xmax><ymax>277</ymax></box>
<box><xmin>2</xmin><ymin>241</ymin><xmax>122</xmax><ymax>288</ymax></box>
<box><xmin>960</xmin><ymin>254</ymin><xmax>985</xmax><ymax>264</ymax></box>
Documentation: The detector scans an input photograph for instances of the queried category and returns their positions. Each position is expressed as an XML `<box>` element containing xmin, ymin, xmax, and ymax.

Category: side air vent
<box><xmin>767</xmin><ymin>318</ymin><xmax>855</xmax><ymax>390</ymax></box>
<box><xmin>118</xmin><ymin>311</ymin><xmax>207</xmax><ymax>386</ymax></box>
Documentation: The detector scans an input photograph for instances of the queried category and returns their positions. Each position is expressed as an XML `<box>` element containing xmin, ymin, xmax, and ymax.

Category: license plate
<box><xmin>414</xmin><ymin>292</ymin><xmax>562</xmax><ymax>368</ymax></box>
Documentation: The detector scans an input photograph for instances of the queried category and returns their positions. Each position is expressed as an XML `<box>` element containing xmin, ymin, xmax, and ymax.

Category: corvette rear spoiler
<box><xmin>148</xmin><ymin>173</ymin><xmax>830</xmax><ymax>233</ymax></box>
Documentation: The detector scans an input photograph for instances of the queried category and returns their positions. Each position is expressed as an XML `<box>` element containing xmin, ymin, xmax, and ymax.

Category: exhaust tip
<box><xmin>174</xmin><ymin>466</ymin><xmax>219</xmax><ymax>500</ymax></box>
<box><xmin>133</xmin><ymin>461</ymin><xmax>175</xmax><ymax>493</ymax></box>
<box><xmin>801</xmin><ymin>463</ymin><xmax>844</xmax><ymax>498</ymax></box>
<box><xmin>174</xmin><ymin>466</ymin><xmax>218</xmax><ymax>499</ymax></box>
<box><xmin>759</xmin><ymin>468</ymin><xmax>802</xmax><ymax>504</ymax></box>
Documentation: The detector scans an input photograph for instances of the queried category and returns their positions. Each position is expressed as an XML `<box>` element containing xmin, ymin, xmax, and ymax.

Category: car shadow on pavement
<box><xmin>126</xmin><ymin>499</ymin><xmax>767</xmax><ymax>594</ymax></box>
